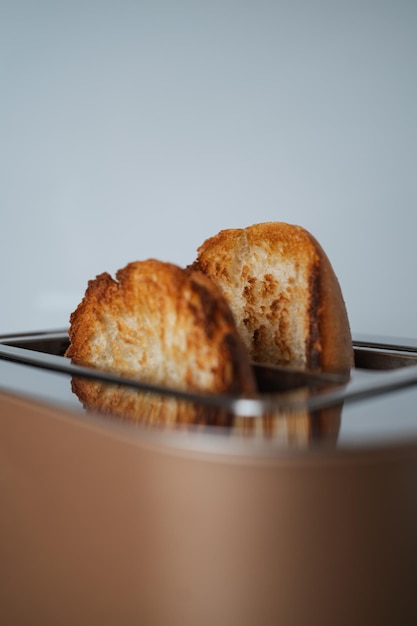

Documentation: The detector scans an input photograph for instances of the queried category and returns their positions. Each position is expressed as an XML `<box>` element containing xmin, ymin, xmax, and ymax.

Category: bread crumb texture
<box><xmin>66</xmin><ymin>259</ymin><xmax>256</xmax><ymax>425</ymax></box>
<box><xmin>190</xmin><ymin>222</ymin><xmax>353</xmax><ymax>373</ymax></box>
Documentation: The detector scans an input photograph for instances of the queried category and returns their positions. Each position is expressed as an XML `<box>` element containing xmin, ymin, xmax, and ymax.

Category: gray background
<box><xmin>1</xmin><ymin>1</ymin><xmax>416</xmax><ymax>338</ymax></box>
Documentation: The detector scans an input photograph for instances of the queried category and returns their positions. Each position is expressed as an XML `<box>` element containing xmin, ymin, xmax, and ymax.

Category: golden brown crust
<box><xmin>189</xmin><ymin>222</ymin><xmax>353</xmax><ymax>375</ymax></box>
<box><xmin>66</xmin><ymin>226</ymin><xmax>347</xmax><ymax>442</ymax></box>
<box><xmin>66</xmin><ymin>259</ymin><xmax>256</xmax><ymax>425</ymax></box>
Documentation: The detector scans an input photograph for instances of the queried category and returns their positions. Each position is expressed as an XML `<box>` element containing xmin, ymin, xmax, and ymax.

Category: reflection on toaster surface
<box><xmin>70</xmin><ymin>375</ymin><xmax>342</xmax><ymax>448</ymax></box>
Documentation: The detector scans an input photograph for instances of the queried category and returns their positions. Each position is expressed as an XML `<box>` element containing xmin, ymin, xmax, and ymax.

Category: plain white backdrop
<box><xmin>1</xmin><ymin>1</ymin><xmax>416</xmax><ymax>338</ymax></box>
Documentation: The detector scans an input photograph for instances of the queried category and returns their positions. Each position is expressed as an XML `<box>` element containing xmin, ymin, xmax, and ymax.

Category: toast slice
<box><xmin>65</xmin><ymin>259</ymin><xmax>256</xmax><ymax>425</ymax></box>
<box><xmin>189</xmin><ymin>222</ymin><xmax>353</xmax><ymax>375</ymax></box>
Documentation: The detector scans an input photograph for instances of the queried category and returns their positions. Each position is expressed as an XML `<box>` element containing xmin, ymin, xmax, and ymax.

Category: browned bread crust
<box><xmin>65</xmin><ymin>259</ymin><xmax>256</xmax><ymax>424</ymax></box>
<box><xmin>189</xmin><ymin>222</ymin><xmax>353</xmax><ymax>375</ymax></box>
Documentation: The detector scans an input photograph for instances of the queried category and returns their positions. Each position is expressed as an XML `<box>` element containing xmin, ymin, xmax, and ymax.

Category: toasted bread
<box><xmin>65</xmin><ymin>259</ymin><xmax>256</xmax><ymax>425</ymax></box>
<box><xmin>189</xmin><ymin>222</ymin><xmax>353</xmax><ymax>375</ymax></box>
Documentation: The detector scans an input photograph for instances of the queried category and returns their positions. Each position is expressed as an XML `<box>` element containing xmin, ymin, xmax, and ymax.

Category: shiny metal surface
<box><xmin>1</xmin><ymin>390</ymin><xmax>416</xmax><ymax>625</ymax></box>
<box><xmin>1</xmin><ymin>331</ymin><xmax>417</xmax><ymax>625</ymax></box>
<box><xmin>2</xmin><ymin>330</ymin><xmax>417</xmax><ymax>446</ymax></box>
